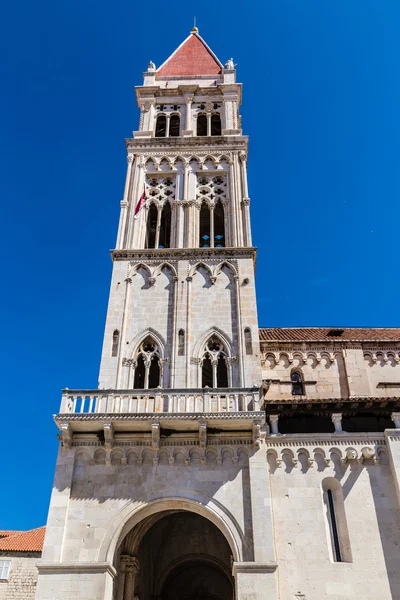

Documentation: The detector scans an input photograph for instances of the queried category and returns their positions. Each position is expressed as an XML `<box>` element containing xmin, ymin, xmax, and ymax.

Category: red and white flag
<box><xmin>134</xmin><ymin>185</ymin><xmax>147</xmax><ymax>220</ymax></box>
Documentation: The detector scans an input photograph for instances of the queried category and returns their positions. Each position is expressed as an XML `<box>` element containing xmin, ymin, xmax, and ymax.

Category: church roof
<box><xmin>0</xmin><ymin>526</ymin><xmax>45</xmax><ymax>552</ymax></box>
<box><xmin>259</xmin><ymin>327</ymin><xmax>400</xmax><ymax>342</ymax></box>
<box><xmin>157</xmin><ymin>29</ymin><xmax>223</xmax><ymax>77</ymax></box>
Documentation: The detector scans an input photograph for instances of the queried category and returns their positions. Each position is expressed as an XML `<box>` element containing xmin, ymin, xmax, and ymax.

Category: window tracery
<box><xmin>197</xmin><ymin>175</ymin><xmax>227</xmax><ymax>248</ymax></box>
<box><xmin>133</xmin><ymin>337</ymin><xmax>161</xmax><ymax>389</ymax></box>
<box><xmin>145</xmin><ymin>177</ymin><xmax>175</xmax><ymax>249</ymax></box>
<box><xmin>201</xmin><ymin>337</ymin><xmax>229</xmax><ymax>388</ymax></box>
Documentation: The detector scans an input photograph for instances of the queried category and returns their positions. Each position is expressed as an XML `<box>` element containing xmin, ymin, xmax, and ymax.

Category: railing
<box><xmin>60</xmin><ymin>388</ymin><xmax>261</xmax><ymax>415</ymax></box>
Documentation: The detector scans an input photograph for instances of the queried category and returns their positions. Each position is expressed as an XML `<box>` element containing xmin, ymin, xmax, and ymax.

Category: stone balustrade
<box><xmin>60</xmin><ymin>387</ymin><xmax>260</xmax><ymax>415</ymax></box>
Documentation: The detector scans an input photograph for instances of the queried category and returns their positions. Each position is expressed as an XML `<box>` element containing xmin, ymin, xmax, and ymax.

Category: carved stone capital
<box><xmin>241</xmin><ymin>197</ymin><xmax>250</xmax><ymax>206</ymax></box>
<box><xmin>190</xmin><ymin>357</ymin><xmax>202</xmax><ymax>365</ymax></box>
<box><xmin>122</xmin><ymin>556</ymin><xmax>140</xmax><ymax>574</ymax></box>
<box><xmin>122</xmin><ymin>358</ymin><xmax>136</xmax><ymax>368</ymax></box>
<box><xmin>127</xmin><ymin>155</ymin><xmax>134</xmax><ymax>164</ymax></box>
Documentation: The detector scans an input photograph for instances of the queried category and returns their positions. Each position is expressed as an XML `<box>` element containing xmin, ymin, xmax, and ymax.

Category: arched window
<box><xmin>111</xmin><ymin>330</ymin><xmax>120</xmax><ymax>357</ymax></box>
<box><xmin>201</xmin><ymin>337</ymin><xmax>229</xmax><ymax>388</ymax></box>
<box><xmin>322</xmin><ymin>478</ymin><xmax>352</xmax><ymax>563</ymax></box>
<box><xmin>214</xmin><ymin>200</ymin><xmax>225</xmax><ymax>247</ymax></box>
<box><xmin>244</xmin><ymin>328</ymin><xmax>252</xmax><ymax>355</ymax></box>
<box><xmin>155</xmin><ymin>115</ymin><xmax>166</xmax><ymax>137</ymax></box>
<box><xmin>169</xmin><ymin>114</ymin><xmax>180</xmax><ymax>137</ymax></box>
<box><xmin>178</xmin><ymin>329</ymin><xmax>185</xmax><ymax>356</ymax></box>
<box><xmin>158</xmin><ymin>202</ymin><xmax>171</xmax><ymax>248</ymax></box>
<box><xmin>199</xmin><ymin>203</ymin><xmax>211</xmax><ymax>247</ymax></box>
<box><xmin>291</xmin><ymin>371</ymin><xmax>304</xmax><ymax>396</ymax></box>
<box><xmin>197</xmin><ymin>114</ymin><xmax>207</xmax><ymax>136</ymax></box>
<box><xmin>146</xmin><ymin>204</ymin><xmax>158</xmax><ymax>249</ymax></box>
<box><xmin>211</xmin><ymin>113</ymin><xmax>222</xmax><ymax>136</ymax></box>
<box><xmin>133</xmin><ymin>337</ymin><xmax>161</xmax><ymax>389</ymax></box>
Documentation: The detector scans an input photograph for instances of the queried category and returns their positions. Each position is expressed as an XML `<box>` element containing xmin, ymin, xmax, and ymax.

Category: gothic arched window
<box><xmin>133</xmin><ymin>337</ymin><xmax>161</xmax><ymax>389</ymax></box>
<box><xmin>291</xmin><ymin>371</ymin><xmax>304</xmax><ymax>396</ymax></box>
<box><xmin>197</xmin><ymin>114</ymin><xmax>207</xmax><ymax>136</ymax></box>
<box><xmin>201</xmin><ymin>337</ymin><xmax>229</xmax><ymax>388</ymax></box>
<box><xmin>155</xmin><ymin>115</ymin><xmax>167</xmax><ymax>137</ymax></box>
<box><xmin>211</xmin><ymin>113</ymin><xmax>222</xmax><ymax>136</ymax></box>
<box><xmin>199</xmin><ymin>203</ymin><xmax>211</xmax><ymax>247</ymax></box>
<box><xmin>169</xmin><ymin>114</ymin><xmax>180</xmax><ymax>137</ymax></box>
<box><xmin>214</xmin><ymin>200</ymin><xmax>225</xmax><ymax>247</ymax></box>
<box><xmin>111</xmin><ymin>330</ymin><xmax>120</xmax><ymax>357</ymax></box>
<box><xmin>159</xmin><ymin>202</ymin><xmax>171</xmax><ymax>248</ymax></box>
<box><xmin>146</xmin><ymin>204</ymin><xmax>158</xmax><ymax>249</ymax></box>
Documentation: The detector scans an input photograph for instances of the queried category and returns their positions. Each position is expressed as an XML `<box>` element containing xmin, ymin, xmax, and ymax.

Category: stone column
<box><xmin>116</xmin><ymin>277</ymin><xmax>132</xmax><ymax>389</ymax></box>
<box><xmin>154</xmin><ymin>205</ymin><xmax>162</xmax><ymax>249</ymax></box>
<box><xmin>122</xmin><ymin>556</ymin><xmax>140</xmax><ymax>600</ymax></box>
<box><xmin>184</xmin><ymin>95</ymin><xmax>193</xmax><ymax>133</ymax></box>
<box><xmin>331</xmin><ymin>413</ymin><xmax>343</xmax><ymax>433</ymax></box>
<box><xmin>241</xmin><ymin>198</ymin><xmax>251</xmax><ymax>247</ymax></box>
<box><xmin>165</xmin><ymin>115</ymin><xmax>171</xmax><ymax>138</ymax></box>
<box><xmin>207</xmin><ymin>112</ymin><xmax>212</xmax><ymax>136</ymax></box>
<box><xmin>269</xmin><ymin>415</ymin><xmax>279</xmax><ymax>435</ymax></box>
<box><xmin>228</xmin><ymin>163</ymin><xmax>237</xmax><ymax>246</ymax></box>
<box><xmin>117</xmin><ymin>555</ymin><xmax>128</xmax><ymax>600</ymax></box>
<box><xmin>116</xmin><ymin>155</ymin><xmax>134</xmax><ymax>249</ymax></box>
<box><xmin>210</xmin><ymin>205</ymin><xmax>215</xmax><ymax>248</ymax></box>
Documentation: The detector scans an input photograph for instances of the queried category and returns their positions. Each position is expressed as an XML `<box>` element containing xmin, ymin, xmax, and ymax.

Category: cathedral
<box><xmin>30</xmin><ymin>29</ymin><xmax>400</xmax><ymax>600</ymax></box>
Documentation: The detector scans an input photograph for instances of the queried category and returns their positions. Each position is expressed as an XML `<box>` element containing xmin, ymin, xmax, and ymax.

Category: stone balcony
<box><xmin>60</xmin><ymin>387</ymin><xmax>261</xmax><ymax>415</ymax></box>
<box><xmin>56</xmin><ymin>388</ymin><xmax>265</xmax><ymax>445</ymax></box>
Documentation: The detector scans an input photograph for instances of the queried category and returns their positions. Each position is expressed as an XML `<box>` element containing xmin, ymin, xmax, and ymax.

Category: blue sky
<box><xmin>1</xmin><ymin>0</ymin><xmax>399</xmax><ymax>528</ymax></box>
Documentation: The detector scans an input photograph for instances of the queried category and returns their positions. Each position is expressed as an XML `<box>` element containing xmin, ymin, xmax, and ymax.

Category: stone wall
<box><xmin>267</xmin><ymin>433</ymin><xmax>400</xmax><ymax>600</ymax></box>
<box><xmin>98</xmin><ymin>254</ymin><xmax>260</xmax><ymax>390</ymax></box>
<box><xmin>0</xmin><ymin>553</ymin><xmax>40</xmax><ymax>600</ymax></box>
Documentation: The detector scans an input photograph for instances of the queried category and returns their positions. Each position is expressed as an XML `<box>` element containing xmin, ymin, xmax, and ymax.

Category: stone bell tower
<box><xmin>36</xmin><ymin>29</ymin><xmax>278</xmax><ymax>600</ymax></box>
<box><xmin>97</xmin><ymin>26</ymin><xmax>261</xmax><ymax>395</ymax></box>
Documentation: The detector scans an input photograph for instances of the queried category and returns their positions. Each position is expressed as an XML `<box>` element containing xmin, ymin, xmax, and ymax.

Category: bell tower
<box><xmin>98</xmin><ymin>27</ymin><xmax>261</xmax><ymax>395</ymax></box>
<box><xmin>36</xmin><ymin>29</ymin><xmax>278</xmax><ymax>600</ymax></box>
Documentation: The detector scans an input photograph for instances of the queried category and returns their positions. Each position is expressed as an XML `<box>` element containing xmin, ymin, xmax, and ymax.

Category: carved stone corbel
<box><xmin>104</xmin><ymin>422</ymin><xmax>114</xmax><ymax>450</ymax></box>
<box><xmin>252</xmin><ymin>419</ymin><xmax>266</xmax><ymax>448</ymax></box>
<box><xmin>152</xmin><ymin>421</ymin><xmax>160</xmax><ymax>464</ymax></box>
<box><xmin>60</xmin><ymin>421</ymin><xmax>72</xmax><ymax>450</ymax></box>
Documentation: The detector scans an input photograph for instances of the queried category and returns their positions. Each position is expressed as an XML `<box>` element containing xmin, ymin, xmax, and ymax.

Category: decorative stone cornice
<box><xmin>55</xmin><ymin>411</ymin><xmax>265</xmax><ymax>422</ymax></box>
<box><xmin>112</xmin><ymin>247</ymin><xmax>256</xmax><ymax>262</ymax></box>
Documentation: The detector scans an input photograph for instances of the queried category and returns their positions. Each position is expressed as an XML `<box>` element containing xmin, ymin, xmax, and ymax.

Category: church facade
<box><xmin>35</xmin><ymin>30</ymin><xmax>400</xmax><ymax>600</ymax></box>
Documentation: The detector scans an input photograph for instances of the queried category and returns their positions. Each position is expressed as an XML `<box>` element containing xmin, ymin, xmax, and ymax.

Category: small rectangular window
<box><xmin>0</xmin><ymin>560</ymin><xmax>11</xmax><ymax>580</ymax></box>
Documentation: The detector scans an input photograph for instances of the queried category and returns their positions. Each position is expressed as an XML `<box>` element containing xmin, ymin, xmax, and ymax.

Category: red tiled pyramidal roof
<box><xmin>157</xmin><ymin>30</ymin><xmax>222</xmax><ymax>77</ymax></box>
<box><xmin>259</xmin><ymin>327</ymin><xmax>400</xmax><ymax>342</ymax></box>
<box><xmin>0</xmin><ymin>526</ymin><xmax>45</xmax><ymax>552</ymax></box>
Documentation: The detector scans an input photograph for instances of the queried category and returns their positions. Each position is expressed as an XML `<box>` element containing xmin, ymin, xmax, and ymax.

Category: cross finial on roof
<box><xmin>191</xmin><ymin>16</ymin><xmax>198</xmax><ymax>33</ymax></box>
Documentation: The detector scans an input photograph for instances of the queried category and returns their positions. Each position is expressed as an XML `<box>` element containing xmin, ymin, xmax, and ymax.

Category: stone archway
<box><xmin>115</xmin><ymin>511</ymin><xmax>234</xmax><ymax>600</ymax></box>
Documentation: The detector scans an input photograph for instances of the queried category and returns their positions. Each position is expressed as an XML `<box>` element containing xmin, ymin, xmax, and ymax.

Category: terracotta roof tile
<box><xmin>157</xmin><ymin>33</ymin><xmax>222</xmax><ymax>77</ymax></box>
<box><xmin>259</xmin><ymin>327</ymin><xmax>400</xmax><ymax>342</ymax></box>
<box><xmin>0</xmin><ymin>526</ymin><xmax>45</xmax><ymax>552</ymax></box>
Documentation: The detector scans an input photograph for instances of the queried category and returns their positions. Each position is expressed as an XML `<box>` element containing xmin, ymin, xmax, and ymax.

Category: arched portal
<box><xmin>115</xmin><ymin>511</ymin><xmax>234</xmax><ymax>600</ymax></box>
